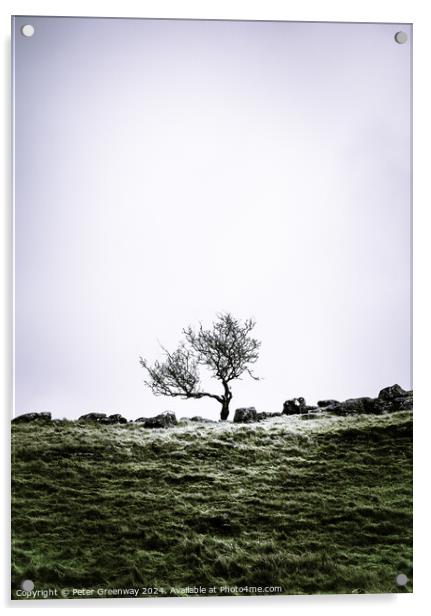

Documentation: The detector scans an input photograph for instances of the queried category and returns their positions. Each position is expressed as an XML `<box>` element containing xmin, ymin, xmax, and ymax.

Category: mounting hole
<box><xmin>21</xmin><ymin>24</ymin><xmax>35</xmax><ymax>38</ymax></box>
<box><xmin>394</xmin><ymin>31</ymin><xmax>408</xmax><ymax>44</ymax></box>
<box><xmin>395</xmin><ymin>573</ymin><xmax>408</xmax><ymax>586</ymax></box>
<box><xmin>21</xmin><ymin>579</ymin><xmax>34</xmax><ymax>592</ymax></box>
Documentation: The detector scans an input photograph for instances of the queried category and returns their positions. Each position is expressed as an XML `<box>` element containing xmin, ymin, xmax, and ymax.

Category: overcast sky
<box><xmin>13</xmin><ymin>17</ymin><xmax>411</xmax><ymax>420</ymax></box>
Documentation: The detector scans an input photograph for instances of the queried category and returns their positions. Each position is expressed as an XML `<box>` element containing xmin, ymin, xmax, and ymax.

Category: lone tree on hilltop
<box><xmin>139</xmin><ymin>313</ymin><xmax>261</xmax><ymax>420</ymax></box>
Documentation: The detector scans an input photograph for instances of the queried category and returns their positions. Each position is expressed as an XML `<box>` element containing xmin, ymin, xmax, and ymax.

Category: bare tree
<box><xmin>139</xmin><ymin>313</ymin><xmax>261</xmax><ymax>420</ymax></box>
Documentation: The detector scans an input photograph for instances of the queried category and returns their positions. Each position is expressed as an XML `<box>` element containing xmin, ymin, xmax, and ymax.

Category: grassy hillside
<box><xmin>11</xmin><ymin>411</ymin><xmax>412</xmax><ymax>599</ymax></box>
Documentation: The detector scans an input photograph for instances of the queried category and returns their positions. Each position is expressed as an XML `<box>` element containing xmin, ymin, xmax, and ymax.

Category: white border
<box><xmin>2</xmin><ymin>1</ymin><xmax>430</xmax><ymax>614</ymax></box>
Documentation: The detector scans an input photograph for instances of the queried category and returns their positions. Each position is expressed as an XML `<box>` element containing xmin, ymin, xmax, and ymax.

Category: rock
<box><xmin>323</xmin><ymin>404</ymin><xmax>340</xmax><ymax>414</ymax></box>
<box><xmin>346</xmin><ymin>397</ymin><xmax>375</xmax><ymax>414</ymax></box>
<box><xmin>373</xmin><ymin>399</ymin><xmax>395</xmax><ymax>414</ymax></box>
<box><xmin>325</xmin><ymin>391</ymin><xmax>414</xmax><ymax>416</ymax></box>
<box><xmin>324</xmin><ymin>406</ymin><xmax>340</xmax><ymax>415</ymax></box>
<box><xmin>135</xmin><ymin>411</ymin><xmax>177</xmax><ymax>428</ymax></box>
<box><xmin>317</xmin><ymin>399</ymin><xmax>340</xmax><ymax>408</ymax></box>
<box><xmin>79</xmin><ymin>412</ymin><xmax>107</xmax><ymax>422</ymax></box>
<box><xmin>99</xmin><ymin>414</ymin><xmax>128</xmax><ymax>424</ymax></box>
<box><xmin>233</xmin><ymin>407</ymin><xmax>258</xmax><ymax>423</ymax></box>
<box><xmin>376</xmin><ymin>396</ymin><xmax>412</xmax><ymax>413</ymax></box>
<box><xmin>378</xmin><ymin>384</ymin><xmax>409</xmax><ymax>401</ymax></box>
<box><xmin>326</xmin><ymin>397</ymin><xmax>375</xmax><ymax>416</ymax></box>
<box><xmin>12</xmin><ymin>412</ymin><xmax>51</xmax><ymax>424</ymax></box>
<box><xmin>301</xmin><ymin>386</ymin><xmax>413</xmax><ymax>417</ymax></box>
<box><xmin>189</xmin><ymin>416</ymin><xmax>216</xmax><ymax>423</ymax></box>
<box><xmin>395</xmin><ymin>396</ymin><xmax>413</xmax><ymax>410</ymax></box>
<box><xmin>112</xmin><ymin>414</ymin><xmax>128</xmax><ymax>424</ymax></box>
<box><xmin>282</xmin><ymin>397</ymin><xmax>307</xmax><ymax>415</ymax></box>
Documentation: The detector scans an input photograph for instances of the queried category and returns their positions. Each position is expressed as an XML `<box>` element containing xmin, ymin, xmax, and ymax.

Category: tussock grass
<box><xmin>11</xmin><ymin>412</ymin><xmax>412</xmax><ymax>598</ymax></box>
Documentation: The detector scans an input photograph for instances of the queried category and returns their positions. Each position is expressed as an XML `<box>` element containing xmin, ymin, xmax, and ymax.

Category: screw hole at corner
<box><xmin>396</xmin><ymin>573</ymin><xmax>408</xmax><ymax>586</ymax></box>
<box><xmin>21</xmin><ymin>24</ymin><xmax>35</xmax><ymax>38</ymax></box>
<box><xmin>394</xmin><ymin>31</ymin><xmax>408</xmax><ymax>45</ymax></box>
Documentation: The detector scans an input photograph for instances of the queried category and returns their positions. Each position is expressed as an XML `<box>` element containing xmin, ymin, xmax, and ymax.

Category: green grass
<box><xmin>11</xmin><ymin>411</ymin><xmax>412</xmax><ymax>599</ymax></box>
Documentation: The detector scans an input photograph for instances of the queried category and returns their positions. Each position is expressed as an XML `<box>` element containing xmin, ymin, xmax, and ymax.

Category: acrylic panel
<box><xmin>12</xmin><ymin>16</ymin><xmax>412</xmax><ymax>600</ymax></box>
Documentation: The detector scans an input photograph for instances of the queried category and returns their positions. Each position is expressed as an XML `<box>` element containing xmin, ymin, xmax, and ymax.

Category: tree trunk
<box><xmin>220</xmin><ymin>399</ymin><xmax>230</xmax><ymax>421</ymax></box>
<box><xmin>219</xmin><ymin>381</ymin><xmax>232</xmax><ymax>421</ymax></box>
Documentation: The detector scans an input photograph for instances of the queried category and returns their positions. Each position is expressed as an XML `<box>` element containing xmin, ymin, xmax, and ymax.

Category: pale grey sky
<box><xmin>13</xmin><ymin>17</ymin><xmax>411</xmax><ymax>420</ymax></box>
